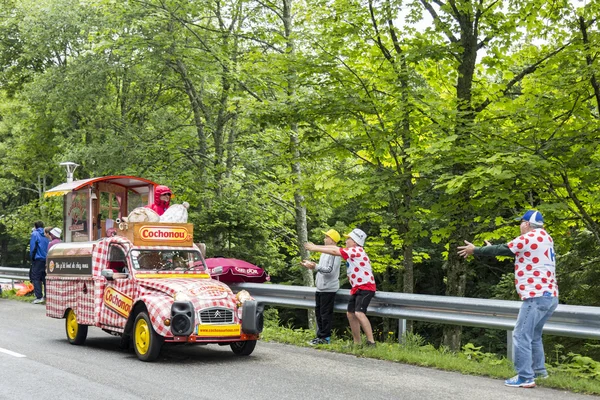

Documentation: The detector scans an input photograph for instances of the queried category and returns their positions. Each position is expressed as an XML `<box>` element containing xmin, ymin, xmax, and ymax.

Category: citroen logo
<box><xmin>214</xmin><ymin>310</ymin><xmax>221</xmax><ymax>318</ymax></box>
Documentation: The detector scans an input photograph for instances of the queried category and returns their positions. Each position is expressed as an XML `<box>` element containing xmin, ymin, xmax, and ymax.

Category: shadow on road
<box><xmin>49</xmin><ymin>334</ymin><xmax>264</xmax><ymax>365</ymax></box>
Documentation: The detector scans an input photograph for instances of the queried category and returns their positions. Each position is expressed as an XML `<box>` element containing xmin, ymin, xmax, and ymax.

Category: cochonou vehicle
<box><xmin>44</xmin><ymin>174</ymin><xmax>263</xmax><ymax>361</ymax></box>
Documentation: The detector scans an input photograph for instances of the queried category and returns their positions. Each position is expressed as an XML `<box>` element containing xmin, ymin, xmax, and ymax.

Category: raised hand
<box><xmin>457</xmin><ymin>240</ymin><xmax>475</xmax><ymax>259</ymax></box>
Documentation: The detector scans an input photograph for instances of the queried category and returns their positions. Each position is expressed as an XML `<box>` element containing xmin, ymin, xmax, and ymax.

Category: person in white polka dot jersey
<box><xmin>305</xmin><ymin>228</ymin><xmax>377</xmax><ymax>347</ymax></box>
<box><xmin>457</xmin><ymin>210</ymin><xmax>558</xmax><ymax>389</ymax></box>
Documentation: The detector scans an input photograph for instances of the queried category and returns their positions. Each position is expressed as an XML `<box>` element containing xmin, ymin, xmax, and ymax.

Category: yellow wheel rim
<box><xmin>66</xmin><ymin>310</ymin><xmax>78</xmax><ymax>340</ymax></box>
<box><xmin>135</xmin><ymin>318</ymin><xmax>150</xmax><ymax>355</ymax></box>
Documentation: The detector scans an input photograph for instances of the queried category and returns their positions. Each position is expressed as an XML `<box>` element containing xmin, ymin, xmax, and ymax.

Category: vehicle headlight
<box><xmin>235</xmin><ymin>290</ymin><xmax>253</xmax><ymax>306</ymax></box>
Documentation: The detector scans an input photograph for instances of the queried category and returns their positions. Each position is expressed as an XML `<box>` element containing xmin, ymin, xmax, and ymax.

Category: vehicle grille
<box><xmin>199</xmin><ymin>307</ymin><xmax>234</xmax><ymax>324</ymax></box>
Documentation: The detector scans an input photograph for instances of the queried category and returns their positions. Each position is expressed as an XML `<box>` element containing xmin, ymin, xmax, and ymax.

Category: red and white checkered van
<box><xmin>46</xmin><ymin>235</ymin><xmax>262</xmax><ymax>361</ymax></box>
<box><xmin>44</xmin><ymin>175</ymin><xmax>262</xmax><ymax>361</ymax></box>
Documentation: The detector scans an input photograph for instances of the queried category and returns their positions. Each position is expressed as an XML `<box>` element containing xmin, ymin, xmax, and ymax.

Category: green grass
<box><xmin>0</xmin><ymin>288</ymin><xmax>35</xmax><ymax>302</ymax></box>
<box><xmin>261</xmin><ymin>324</ymin><xmax>600</xmax><ymax>395</ymax></box>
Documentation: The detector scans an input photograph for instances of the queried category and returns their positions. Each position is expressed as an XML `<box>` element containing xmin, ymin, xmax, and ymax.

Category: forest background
<box><xmin>1</xmin><ymin>0</ymin><xmax>599</xmax><ymax>357</ymax></box>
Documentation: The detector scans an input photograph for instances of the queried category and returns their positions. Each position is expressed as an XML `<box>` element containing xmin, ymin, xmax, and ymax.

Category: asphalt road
<box><xmin>0</xmin><ymin>299</ymin><xmax>596</xmax><ymax>400</ymax></box>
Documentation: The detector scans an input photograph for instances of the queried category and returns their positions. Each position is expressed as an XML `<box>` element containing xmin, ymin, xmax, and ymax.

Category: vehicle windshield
<box><xmin>130</xmin><ymin>249</ymin><xmax>206</xmax><ymax>272</ymax></box>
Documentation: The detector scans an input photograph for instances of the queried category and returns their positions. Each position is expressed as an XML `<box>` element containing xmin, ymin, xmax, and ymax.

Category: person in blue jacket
<box><xmin>30</xmin><ymin>221</ymin><xmax>49</xmax><ymax>304</ymax></box>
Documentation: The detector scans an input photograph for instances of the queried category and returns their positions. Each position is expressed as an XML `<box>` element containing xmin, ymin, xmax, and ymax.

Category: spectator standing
<box><xmin>457</xmin><ymin>210</ymin><xmax>558</xmax><ymax>388</ymax></box>
<box><xmin>146</xmin><ymin>185</ymin><xmax>172</xmax><ymax>216</ymax></box>
<box><xmin>30</xmin><ymin>221</ymin><xmax>49</xmax><ymax>304</ymax></box>
<box><xmin>301</xmin><ymin>229</ymin><xmax>341</xmax><ymax>345</ymax></box>
<box><xmin>305</xmin><ymin>228</ymin><xmax>376</xmax><ymax>347</ymax></box>
<box><xmin>48</xmin><ymin>227</ymin><xmax>62</xmax><ymax>250</ymax></box>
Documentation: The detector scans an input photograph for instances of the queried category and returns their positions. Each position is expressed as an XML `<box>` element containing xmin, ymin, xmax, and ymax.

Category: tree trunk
<box><xmin>442</xmin><ymin>9</ymin><xmax>479</xmax><ymax>351</ymax></box>
<box><xmin>578</xmin><ymin>16</ymin><xmax>600</xmax><ymax>116</ymax></box>
<box><xmin>172</xmin><ymin>59</ymin><xmax>208</xmax><ymax>180</ymax></box>
<box><xmin>375</xmin><ymin>0</ymin><xmax>417</xmax><ymax>334</ymax></box>
<box><xmin>284</xmin><ymin>0</ymin><xmax>315</xmax><ymax>329</ymax></box>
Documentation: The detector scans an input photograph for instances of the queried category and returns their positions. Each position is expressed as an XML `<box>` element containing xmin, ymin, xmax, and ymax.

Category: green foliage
<box><xmin>553</xmin><ymin>353</ymin><xmax>600</xmax><ymax>381</ymax></box>
<box><xmin>1</xmin><ymin>0</ymin><xmax>600</xmax><ymax>360</ymax></box>
<box><xmin>0</xmin><ymin>288</ymin><xmax>34</xmax><ymax>301</ymax></box>
<box><xmin>460</xmin><ymin>343</ymin><xmax>504</xmax><ymax>365</ymax></box>
<box><xmin>262</xmin><ymin>307</ymin><xmax>281</xmax><ymax>329</ymax></box>
<box><xmin>555</xmin><ymin>229</ymin><xmax>600</xmax><ymax>306</ymax></box>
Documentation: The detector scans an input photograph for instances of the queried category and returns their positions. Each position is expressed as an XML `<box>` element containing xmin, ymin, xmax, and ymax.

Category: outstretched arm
<box><xmin>304</xmin><ymin>242</ymin><xmax>341</xmax><ymax>256</ymax></box>
<box><xmin>457</xmin><ymin>240</ymin><xmax>512</xmax><ymax>258</ymax></box>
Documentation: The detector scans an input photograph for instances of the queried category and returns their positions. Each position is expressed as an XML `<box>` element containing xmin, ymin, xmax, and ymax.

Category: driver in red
<box><xmin>146</xmin><ymin>185</ymin><xmax>172</xmax><ymax>216</ymax></box>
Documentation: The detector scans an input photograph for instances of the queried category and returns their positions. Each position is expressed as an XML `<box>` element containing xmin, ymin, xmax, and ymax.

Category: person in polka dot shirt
<box><xmin>457</xmin><ymin>210</ymin><xmax>558</xmax><ymax>388</ymax></box>
<box><xmin>305</xmin><ymin>228</ymin><xmax>377</xmax><ymax>347</ymax></box>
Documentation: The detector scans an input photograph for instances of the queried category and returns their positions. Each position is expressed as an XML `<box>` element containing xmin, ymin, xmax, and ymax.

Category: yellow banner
<box><xmin>131</xmin><ymin>223</ymin><xmax>194</xmax><ymax>247</ymax></box>
<box><xmin>104</xmin><ymin>287</ymin><xmax>133</xmax><ymax>318</ymax></box>
<box><xmin>197</xmin><ymin>324</ymin><xmax>241</xmax><ymax>337</ymax></box>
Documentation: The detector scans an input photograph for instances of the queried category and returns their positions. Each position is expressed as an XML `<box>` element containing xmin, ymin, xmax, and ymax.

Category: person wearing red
<box><xmin>305</xmin><ymin>227</ymin><xmax>376</xmax><ymax>347</ymax></box>
<box><xmin>458</xmin><ymin>210</ymin><xmax>558</xmax><ymax>388</ymax></box>
<box><xmin>146</xmin><ymin>185</ymin><xmax>172</xmax><ymax>216</ymax></box>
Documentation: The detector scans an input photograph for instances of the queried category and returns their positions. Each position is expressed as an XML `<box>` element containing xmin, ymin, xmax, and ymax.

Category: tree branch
<box><xmin>420</xmin><ymin>0</ymin><xmax>459</xmax><ymax>44</ymax></box>
<box><xmin>475</xmin><ymin>43</ymin><xmax>569</xmax><ymax>113</ymax></box>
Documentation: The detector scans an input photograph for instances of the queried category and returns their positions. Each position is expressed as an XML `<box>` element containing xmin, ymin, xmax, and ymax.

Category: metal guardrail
<box><xmin>4</xmin><ymin>267</ymin><xmax>599</xmax><ymax>359</ymax></box>
<box><xmin>0</xmin><ymin>266</ymin><xmax>29</xmax><ymax>285</ymax></box>
<box><xmin>230</xmin><ymin>282</ymin><xmax>600</xmax><ymax>359</ymax></box>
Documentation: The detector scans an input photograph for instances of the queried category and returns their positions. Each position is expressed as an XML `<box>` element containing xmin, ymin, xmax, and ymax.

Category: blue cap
<box><xmin>518</xmin><ymin>210</ymin><xmax>544</xmax><ymax>225</ymax></box>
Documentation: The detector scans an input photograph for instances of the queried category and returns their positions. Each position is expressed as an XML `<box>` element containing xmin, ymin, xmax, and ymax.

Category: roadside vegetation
<box><xmin>261</xmin><ymin>309</ymin><xmax>600</xmax><ymax>395</ymax></box>
<box><xmin>2</xmin><ymin>292</ymin><xmax>599</xmax><ymax>393</ymax></box>
<box><xmin>0</xmin><ymin>288</ymin><xmax>34</xmax><ymax>302</ymax></box>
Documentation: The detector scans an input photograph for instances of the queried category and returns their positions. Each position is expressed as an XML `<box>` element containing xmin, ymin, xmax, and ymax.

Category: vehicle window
<box><xmin>108</xmin><ymin>246</ymin><xmax>127</xmax><ymax>272</ymax></box>
<box><xmin>127</xmin><ymin>190</ymin><xmax>146</xmax><ymax>214</ymax></box>
<box><xmin>100</xmin><ymin>192</ymin><xmax>119</xmax><ymax>220</ymax></box>
<box><xmin>130</xmin><ymin>249</ymin><xmax>205</xmax><ymax>271</ymax></box>
<box><xmin>109</xmin><ymin>246</ymin><xmax>126</xmax><ymax>261</ymax></box>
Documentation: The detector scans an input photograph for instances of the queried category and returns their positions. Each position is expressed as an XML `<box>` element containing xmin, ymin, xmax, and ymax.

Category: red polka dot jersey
<box><xmin>508</xmin><ymin>228</ymin><xmax>558</xmax><ymax>300</ymax></box>
<box><xmin>339</xmin><ymin>246</ymin><xmax>376</xmax><ymax>295</ymax></box>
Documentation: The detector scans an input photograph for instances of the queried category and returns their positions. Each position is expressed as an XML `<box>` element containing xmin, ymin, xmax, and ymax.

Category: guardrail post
<box><xmin>398</xmin><ymin>319</ymin><xmax>407</xmax><ymax>343</ymax></box>
<box><xmin>507</xmin><ymin>330</ymin><xmax>514</xmax><ymax>362</ymax></box>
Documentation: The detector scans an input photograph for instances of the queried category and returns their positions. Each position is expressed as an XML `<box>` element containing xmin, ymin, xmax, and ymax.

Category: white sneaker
<box><xmin>32</xmin><ymin>298</ymin><xmax>44</xmax><ymax>304</ymax></box>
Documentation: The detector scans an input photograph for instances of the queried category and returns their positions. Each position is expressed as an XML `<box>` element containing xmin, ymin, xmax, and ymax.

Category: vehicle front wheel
<box><xmin>65</xmin><ymin>308</ymin><xmax>88</xmax><ymax>345</ymax></box>
<box><xmin>230</xmin><ymin>340</ymin><xmax>257</xmax><ymax>356</ymax></box>
<box><xmin>133</xmin><ymin>311</ymin><xmax>163</xmax><ymax>362</ymax></box>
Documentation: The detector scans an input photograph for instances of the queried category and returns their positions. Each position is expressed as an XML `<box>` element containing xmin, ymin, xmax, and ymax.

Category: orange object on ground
<box><xmin>16</xmin><ymin>283</ymin><xmax>34</xmax><ymax>297</ymax></box>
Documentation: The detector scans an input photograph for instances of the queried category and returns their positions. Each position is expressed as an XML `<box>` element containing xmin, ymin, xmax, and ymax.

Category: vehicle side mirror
<box><xmin>101</xmin><ymin>269</ymin><xmax>114</xmax><ymax>280</ymax></box>
<box><xmin>101</xmin><ymin>269</ymin><xmax>129</xmax><ymax>280</ymax></box>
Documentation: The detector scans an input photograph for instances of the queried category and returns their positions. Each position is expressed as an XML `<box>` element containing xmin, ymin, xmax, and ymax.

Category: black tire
<box><xmin>65</xmin><ymin>308</ymin><xmax>88</xmax><ymax>345</ymax></box>
<box><xmin>230</xmin><ymin>340</ymin><xmax>257</xmax><ymax>356</ymax></box>
<box><xmin>133</xmin><ymin>311</ymin><xmax>163</xmax><ymax>362</ymax></box>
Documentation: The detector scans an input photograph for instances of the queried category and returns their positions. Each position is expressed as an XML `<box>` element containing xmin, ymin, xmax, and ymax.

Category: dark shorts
<box><xmin>347</xmin><ymin>289</ymin><xmax>375</xmax><ymax>313</ymax></box>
